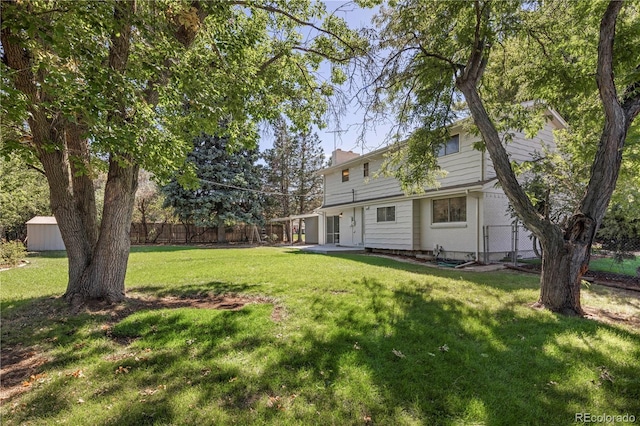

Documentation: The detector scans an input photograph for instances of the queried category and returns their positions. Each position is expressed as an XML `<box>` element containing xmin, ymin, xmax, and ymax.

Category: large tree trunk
<box><xmin>453</xmin><ymin>1</ymin><xmax>636</xmax><ymax>316</ymax></box>
<box><xmin>535</xmin><ymin>215</ymin><xmax>596</xmax><ymax>316</ymax></box>
<box><xmin>63</xmin><ymin>156</ymin><xmax>138</xmax><ymax>305</ymax></box>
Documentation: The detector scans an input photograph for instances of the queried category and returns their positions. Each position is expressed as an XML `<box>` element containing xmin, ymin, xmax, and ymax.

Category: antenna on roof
<box><xmin>325</xmin><ymin>129</ymin><xmax>347</xmax><ymax>152</ymax></box>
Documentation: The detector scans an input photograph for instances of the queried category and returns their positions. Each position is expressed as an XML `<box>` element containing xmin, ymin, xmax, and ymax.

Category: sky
<box><xmin>258</xmin><ymin>1</ymin><xmax>390</xmax><ymax>159</ymax></box>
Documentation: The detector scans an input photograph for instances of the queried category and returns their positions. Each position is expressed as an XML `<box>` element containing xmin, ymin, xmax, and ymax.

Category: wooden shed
<box><xmin>26</xmin><ymin>216</ymin><xmax>66</xmax><ymax>251</ymax></box>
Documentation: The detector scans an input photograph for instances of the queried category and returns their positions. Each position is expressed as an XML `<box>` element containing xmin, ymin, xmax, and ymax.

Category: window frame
<box><xmin>341</xmin><ymin>168</ymin><xmax>349</xmax><ymax>182</ymax></box>
<box><xmin>432</xmin><ymin>196</ymin><xmax>467</xmax><ymax>223</ymax></box>
<box><xmin>437</xmin><ymin>134</ymin><xmax>460</xmax><ymax>157</ymax></box>
<box><xmin>363</xmin><ymin>162</ymin><xmax>369</xmax><ymax>178</ymax></box>
<box><xmin>376</xmin><ymin>206</ymin><xmax>396</xmax><ymax>223</ymax></box>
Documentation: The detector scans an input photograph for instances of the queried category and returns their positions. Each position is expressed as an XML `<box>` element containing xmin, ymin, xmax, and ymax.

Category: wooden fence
<box><xmin>130</xmin><ymin>223</ymin><xmax>285</xmax><ymax>244</ymax></box>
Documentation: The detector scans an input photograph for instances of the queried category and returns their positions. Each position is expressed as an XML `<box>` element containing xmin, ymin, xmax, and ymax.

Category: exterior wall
<box><xmin>332</xmin><ymin>206</ymin><xmax>364</xmax><ymax>247</ymax></box>
<box><xmin>26</xmin><ymin>223</ymin><xmax>65</xmax><ymax>251</ymax></box>
<box><xmin>318</xmin><ymin>111</ymin><xmax>564</xmax><ymax>258</ymax></box>
<box><xmin>485</xmin><ymin>121</ymin><xmax>558</xmax><ymax>180</ymax></box>
<box><xmin>419</xmin><ymin>194</ymin><xmax>480</xmax><ymax>259</ymax></box>
<box><xmin>435</xmin><ymin>129</ymin><xmax>484</xmax><ymax>188</ymax></box>
<box><xmin>481</xmin><ymin>190</ymin><xmax>539</xmax><ymax>261</ymax></box>
<box><xmin>323</xmin><ymin>156</ymin><xmax>403</xmax><ymax>207</ymax></box>
<box><xmin>322</xmin><ymin>130</ymin><xmax>486</xmax><ymax>208</ymax></box>
<box><xmin>363</xmin><ymin>200</ymin><xmax>416</xmax><ymax>250</ymax></box>
<box><xmin>305</xmin><ymin>217</ymin><xmax>319</xmax><ymax>244</ymax></box>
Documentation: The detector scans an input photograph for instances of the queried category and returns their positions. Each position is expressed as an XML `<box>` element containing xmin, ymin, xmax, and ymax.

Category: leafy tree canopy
<box><xmin>1</xmin><ymin>0</ymin><xmax>365</xmax><ymax>182</ymax></box>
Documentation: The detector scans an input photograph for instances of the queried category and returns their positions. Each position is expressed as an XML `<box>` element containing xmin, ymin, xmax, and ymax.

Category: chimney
<box><xmin>331</xmin><ymin>149</ymin><xmax>360</xmax><ymax>166</ymax></box>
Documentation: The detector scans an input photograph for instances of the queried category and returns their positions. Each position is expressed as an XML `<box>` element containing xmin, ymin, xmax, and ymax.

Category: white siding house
<box><xmin>316</xmin><ymin>109</ymin><xmax>566</xmax><ymax>262</ymax></box>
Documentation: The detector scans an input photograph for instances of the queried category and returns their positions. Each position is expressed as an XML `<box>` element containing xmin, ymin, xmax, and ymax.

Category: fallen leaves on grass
<box><xmin>439</xmin><ymin>344</ymin><xmax>449</xmax><ymax>352</ymax></box>
<box><xmin>22</xmin><ymin>373</ymin><xmax>48</xmax><ymax>387</ymax></box>
<box><xmin>392</xmin><ymin>349</ymin><xmax>405</xmax><ymax>358</ymax></box>
<box><xmin>68</xmin><ymin>369</ymin><xmax>85</xmax><ymax>378</ymax></box>
<box><xmin>598</xmin><ymin>366</ymin><xmax>614</xmax><ymax>383</ymax></box>
<box><xmin>115</xmin><ymin>366</ymin><xmax>130</xmax><ymax>374</ymax></box>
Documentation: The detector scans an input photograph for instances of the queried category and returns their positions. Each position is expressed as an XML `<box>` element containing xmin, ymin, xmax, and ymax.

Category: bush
<box><xmin>1</xmin><ymin>240</ymin><xmax>27</xmax><ymax>267</ymax></box>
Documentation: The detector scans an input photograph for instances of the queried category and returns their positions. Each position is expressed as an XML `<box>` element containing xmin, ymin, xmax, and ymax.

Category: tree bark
<box><xmin>63</xmin><ymin>156</ymin><xmax>138</xmax><ymax>305</ymax></box>
<box><xmin>453</xmin><ymin>1</ymin><xmax>639</xmax><ymax>316</ymax></box>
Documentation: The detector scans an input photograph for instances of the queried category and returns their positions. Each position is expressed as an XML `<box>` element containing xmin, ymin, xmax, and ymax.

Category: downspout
<box><xmin>478</xmin><ymin>148</ymin><xmax>484</xmax><ymax>262</ymax></box>
<box><xmin>476</xmin><ymin>195</ymin><xmax>480</xmax><ymax>263</ymax></box>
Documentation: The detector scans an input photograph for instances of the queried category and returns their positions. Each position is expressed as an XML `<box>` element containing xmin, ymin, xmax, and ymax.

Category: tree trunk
<box><xmin>63</xmin><ymin>156</ymin><xmax>139</xmax><ymax>305</ymax></box>
<box><xmin>534</xmin><ymin>216</ymin><xmax>595</xmax><ymax>315</ymax></box>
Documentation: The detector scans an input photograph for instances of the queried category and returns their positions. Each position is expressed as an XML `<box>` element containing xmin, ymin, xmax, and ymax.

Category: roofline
<box><xmin>317</xmin><ymin>105</ymin><xmax>567</xmax><ymax>175</ymax></box>
<box><xmin>317</xmin><ymin>179</ymin><xmax>497</xmax><ymax>210</ymax></box>
<box><xmin>268</xmin><ymin>213</ymin><xmax>320</xmax><ymax>223</ymax></box>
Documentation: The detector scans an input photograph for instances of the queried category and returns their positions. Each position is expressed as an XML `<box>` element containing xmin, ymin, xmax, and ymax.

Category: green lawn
<box><xmin>589</xmin><ymin>255</ymin><xmax>640</xmax><ymax>278</ymax></box>
<box><xmin>1</xmin><ymin>246</ymin><xmax>639</xmax><ymax>425</ymax></box>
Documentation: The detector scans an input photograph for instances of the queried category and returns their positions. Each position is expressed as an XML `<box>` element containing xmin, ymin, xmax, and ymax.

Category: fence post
<box><xmin>482</xmin><ymin>225</ymin><xmax>488</xmax><ymax>264</ymax></box>
<box><xmin>512</xmin><ymin>220</ymin><xmax>519</xmax><ymax>266</ymax></box>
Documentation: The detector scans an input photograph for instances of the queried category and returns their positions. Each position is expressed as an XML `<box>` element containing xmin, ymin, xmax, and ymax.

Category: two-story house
<box><xmin>315</xmin><ymin>108</ymin><xmax>567</xmax><ymax>261</ymax></box>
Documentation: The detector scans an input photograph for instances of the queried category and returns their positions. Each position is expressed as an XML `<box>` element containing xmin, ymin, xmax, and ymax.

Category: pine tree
<box><xmin>163</xmin><ymin>134</ymin><xmax>263</xmax><ymax>242</ymax></box>
<box><xmin>262</xmin><ymin>120</ymin><xmax>325</xmax><ymax>241</ymax></box>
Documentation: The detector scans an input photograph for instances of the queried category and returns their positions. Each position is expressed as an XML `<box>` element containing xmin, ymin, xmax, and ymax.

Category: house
<box><xmin>26</xmin><ymin>216</ymin><xmax>66</xmax><ymax>251</ymax></box>
<box><xmin>315</xmin><ymin>109</ymin><xmax>567</xmax><ymax>262</ymax></box>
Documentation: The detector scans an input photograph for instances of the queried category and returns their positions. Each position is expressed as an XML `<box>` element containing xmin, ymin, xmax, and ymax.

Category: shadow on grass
<box><xmin>2</xmin><ymin>272</ymin><xmax>639</xmax><ymax>424</ymax></box>
<box><xmin>128</xmin><ymin>281</ymin><xmax>261</xmax><ymax>298</ymax></box>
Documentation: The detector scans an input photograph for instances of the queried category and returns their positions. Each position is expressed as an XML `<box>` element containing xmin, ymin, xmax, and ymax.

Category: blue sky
<box><xmin>258</xmin><ymin>1</ymin><xmax>389</xmax><ymax>159</ymax></box>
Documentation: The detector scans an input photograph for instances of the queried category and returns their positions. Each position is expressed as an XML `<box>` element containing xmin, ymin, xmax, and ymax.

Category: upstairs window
<box><xmin>376</xmin><ymin>206</ymin><xmax>396</xmax><ymax>222</ymax></box>
<box><xmin>433</xmin><ymin>196</ymin><xmax>466</xmax><ymax>223</ymax></box>
<box><xmin>437</xmin><ymin>135</ymin><xmax>460</xmax><ymax>157</ymax></box>
<box><xmin>363</xmin><ymin>162</ymin><xmax>369</xmax><ymax>177</ymax></box>
<box><xmin>341</xmin><ymin>169</ymin><xmax>349</xmax><ymax>182</ymax></box>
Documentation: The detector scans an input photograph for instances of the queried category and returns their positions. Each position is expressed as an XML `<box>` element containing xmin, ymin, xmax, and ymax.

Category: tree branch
<box><xmin>410</xmin><ymin>32</ymin><xmax>465</xmax><ymax>72</ymax></box>
<box><xmin>622</xmin><ymin>64</ymin><xmax>640</xmax><ymax>122</ymax></box>
<box><xmin>232</xmin><ymin>1</ymin><xmax>359</xmax><ymax>55</ymax></box>
<box><xmin>596</xmin><ymin>1</ymin><xmax>623</xmax><ymax>119</ymax></box>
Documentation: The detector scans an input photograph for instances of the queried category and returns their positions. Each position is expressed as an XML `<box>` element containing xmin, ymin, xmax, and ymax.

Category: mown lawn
<box><xmin>1</xmin><ymin>246</ymin><xmax>639</xmax><ymax>425</ymax></box>
<box><xmin>589</xmin><ymin>255</ymin><xmax>640</xmax><ymax>278</ymax></box>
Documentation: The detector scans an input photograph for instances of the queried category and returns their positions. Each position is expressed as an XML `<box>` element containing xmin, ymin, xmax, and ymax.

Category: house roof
<box><xmin>268</xmin><ymin>213</ymin><xmax>320</xmax><ymax>223</ymax></box>
<box><xmin>26</xmin><ymin>216</ymin><xmax>58</xmax><ymax>225</ymax></box>
<box><xmin>317</xmin><ymin>105</ymin><xmax>567</xmax><ymax>175</ymax></box>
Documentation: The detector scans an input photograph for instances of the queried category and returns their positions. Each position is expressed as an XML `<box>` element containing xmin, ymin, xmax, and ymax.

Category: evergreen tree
<box><xmin>163</xmin><ymin>134</ymin><xmax>264</xmax><ymax>242</ymax></box>
<box><xmin>262</xmin><ymin>121</ymin><xmax>325</xmax><ymax>241</ymax></box>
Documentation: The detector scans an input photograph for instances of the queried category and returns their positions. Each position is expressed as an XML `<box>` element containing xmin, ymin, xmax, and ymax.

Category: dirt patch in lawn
<box><xmin>0</xmin><ymin>293</ymin><xmax>277</xmax><ymax>403</ymax></box>
<box><xmin>81</xmin><ymin>292</ymin><xmax>276</xmax><ymax>322</ymax></box>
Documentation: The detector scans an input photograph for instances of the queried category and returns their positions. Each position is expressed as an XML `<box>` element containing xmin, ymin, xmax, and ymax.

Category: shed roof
<box><xmin>26</xmin><ymin>216</ymin><xmax>58</xmax><ymax>225</ymax></box>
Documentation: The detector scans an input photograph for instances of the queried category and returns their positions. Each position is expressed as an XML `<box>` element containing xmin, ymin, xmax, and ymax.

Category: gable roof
<box><xmin>318</xmin><ymin>106</ymin><xmax>567</xmax><ymax>175</ymax></box>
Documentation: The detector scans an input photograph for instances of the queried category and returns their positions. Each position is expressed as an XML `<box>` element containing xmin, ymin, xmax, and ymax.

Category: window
<box><xmin>376</xmin><ymin>206</ymin><xmax>396</xmax><ymax>222</ymax></box>
<box><xmin>433</xmin><ymin>196</ymin><xmax>466</xmax><ymax>223</ymax></box>
<box><xmin>437</xmin><ymin>135</ymin><xmax>460</xmax><ymax>157</ymax></box>
<box><xmin>363</xmin><ymin>162</ymin><xmax>369</xmax><ymax>177</ymax></box>
<box><xmin>342</xmin><ymin>169</ymin><xmax>349</xmax><ymax>182</ymax></box>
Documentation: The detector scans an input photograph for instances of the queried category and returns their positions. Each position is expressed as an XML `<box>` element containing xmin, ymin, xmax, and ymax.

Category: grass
<box><xmin>589</xmin><ymin>255</ymin><xmax>640</xmax><ymax>277</ymax></box>
<box><xmin>1</xmin><ymin>246</ymin><xmax>639</xmax><ymax>425</ymax></box>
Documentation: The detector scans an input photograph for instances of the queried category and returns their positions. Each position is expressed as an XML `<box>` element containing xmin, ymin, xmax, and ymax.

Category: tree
<box><xmin>132</xmin><ymin>170</ymin><xmax>175</xmax><ymax>244</ymax></box>
<box><xmin>162</xmin><ymin>133</ymin><xmax>263</xmax><ymax>242</ymax></box>
<box><xmin>366</xmin><ymin>0</ymin><xmax>639</xmax><ymax>315</ymax></box>
<box><xmin>262</xmin><ymin>120</ymin><xmax>325</xmax><ymax>241</ymax></box>
<box><xmin>0</xmin><ymin>153</ymin><xmax>50</xmax><ymax>240</ymax></box>
<box><xmin>1</xmin><ymin>0</ymin><xmax>362</xmax><ymax>305</ymax></box>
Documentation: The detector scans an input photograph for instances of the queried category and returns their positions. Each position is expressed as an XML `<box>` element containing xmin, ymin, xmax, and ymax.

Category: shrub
<box><xmin>0</xmin><ymin>239</ymin><xmax>27</xmax><ymax>267</ymax></box>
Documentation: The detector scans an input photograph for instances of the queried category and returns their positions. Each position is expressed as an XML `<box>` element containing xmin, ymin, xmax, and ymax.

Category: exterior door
<box><xmin>326</xmin><ymin>216</ymin><xmax>340</xmax><ymax>244</ymax></box>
